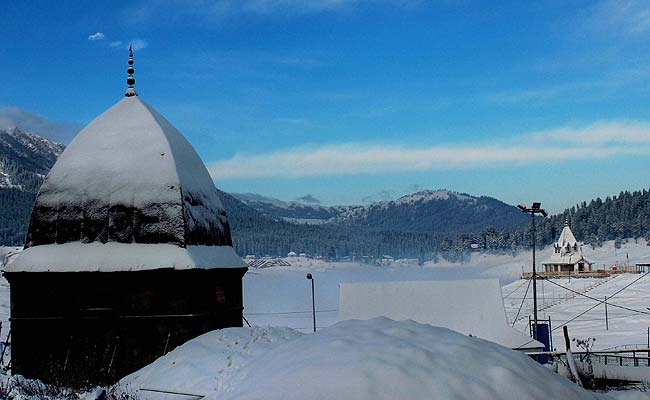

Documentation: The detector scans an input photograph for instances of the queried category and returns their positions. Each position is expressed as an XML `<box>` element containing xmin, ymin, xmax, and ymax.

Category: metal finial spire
<box><xmin>125</xmin><ymin>45</ymin><xmax>138</xmax><ymax>97</ymax></box>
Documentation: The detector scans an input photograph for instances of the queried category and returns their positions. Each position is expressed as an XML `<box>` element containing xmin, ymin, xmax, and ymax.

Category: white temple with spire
<box><xmin>542</xmin><ymin>219</ymin><xmax>594</xmax><ymax>274</ymax></box>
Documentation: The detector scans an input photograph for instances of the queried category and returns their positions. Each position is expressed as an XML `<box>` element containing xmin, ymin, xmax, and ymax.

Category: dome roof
<box><xmin>10</xmin><ymin>96</ymin><xmax>244</xmax><ymax>272</ymax></box>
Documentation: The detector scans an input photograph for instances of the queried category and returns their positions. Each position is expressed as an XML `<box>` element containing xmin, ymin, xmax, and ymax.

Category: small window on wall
<box><xmin>215</xmin><ymin>287</ymin><xmax>226</xmax><ymax>305</ymax></box>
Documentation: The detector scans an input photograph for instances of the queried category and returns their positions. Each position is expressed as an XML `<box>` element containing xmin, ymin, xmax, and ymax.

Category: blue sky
<box><xmin>2</xmin><ymin>0</ymin><xmax>650</xmax><ymax>213</ymax></box>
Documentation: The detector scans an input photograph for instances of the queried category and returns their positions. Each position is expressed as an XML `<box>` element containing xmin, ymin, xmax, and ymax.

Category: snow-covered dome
<box><xmin>24</xmin><ymin>95</ymin><xmax>233</xmax><ymax>248</ymax></box>
<box><xmin>9</xmin><ymin>52</ymin><xmax>244</xmax><ymax>272</ymax></box>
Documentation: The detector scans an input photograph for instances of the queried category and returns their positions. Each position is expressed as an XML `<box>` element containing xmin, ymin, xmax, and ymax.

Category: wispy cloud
<box><xmin>487</xmin><ymin>81</ymin><xmax>605</xmax><ymax>103</ymax></box>
<box><xmin>0</xmin><ymin>107</ymin><xmax>82</xmax><ymax>143</ymax></box>
<box><xmin>585</xmin><ymin>0</ymin><xmax>650</xmax><ymax>36</ymax></box>
<box><xmin>531</xmin><ymin>120</ymin><xmax>650</xmax><ymax>145</ymax></box>
<box><xmin>87</xmin><ymin>33</ymin><xmax>147</xmax><ymax>51</ymax></box>
<box><xmin>129</xmin><ymin>39</ymin><xmax>148</xmax><ymax>51</ymax></box>
<box><xmin>123</xmin><ymin>0</ymin><xmax>422</xmax><ymax>24</ymax></box>
<box><xmin>87</xmin><ymin>32</ymin><xmax>105</xmax><ymax>41</ymax></box>
<box><xmin>208</xmin><ymin>120</ymin><xmax>650</xmax><ymax>179</ymax></box>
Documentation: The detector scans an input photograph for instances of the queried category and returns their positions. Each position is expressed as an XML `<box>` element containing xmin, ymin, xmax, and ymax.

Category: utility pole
<box><xmin>517</xmin><ymin>202</ymin><xmax>548</xmax><ymax>340</ymax></box>
<box><xmin>307</xmin><ymin>273</ymin><xmax>316</xmax><ymax>332</ymax></box>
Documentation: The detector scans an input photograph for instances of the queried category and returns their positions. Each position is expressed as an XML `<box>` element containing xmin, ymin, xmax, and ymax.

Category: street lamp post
<box><xmin>306</xmin><ymin>273</ymin><xmax>316</xmax><ymax>332</ymax></box>
<box><xmin>517</xmin><ymin>202</ymin><xmax>547</xmax><ymax>340</ymax></box>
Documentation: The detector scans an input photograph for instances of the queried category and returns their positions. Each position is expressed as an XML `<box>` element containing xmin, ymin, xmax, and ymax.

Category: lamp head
<box><xmin>306</xmin><ymin>273</ymin><xmax>313</xmax><ymax>280</ymax></box>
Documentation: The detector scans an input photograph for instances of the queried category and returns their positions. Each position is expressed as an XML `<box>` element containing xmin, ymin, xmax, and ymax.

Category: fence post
<box><xmin>604</xmin><ymin>296</ymin><xmax>609</xmax><ymax>330</ymax></box>
<box><xmin>548</xmin><ymin>316</ymin><xmax>553</xmax><ymax>351</ymax></box>
<box><xmin>647</xmin><ymin>327</ymin><xmax>649</xmax><ymax>366</ymax></box>
<box><xmin>563</xmin><ymin>326</ymin><xmax>583</xmax><ymax>387</ymax></box>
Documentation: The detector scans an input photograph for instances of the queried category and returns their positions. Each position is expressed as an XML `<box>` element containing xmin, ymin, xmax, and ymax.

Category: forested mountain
<box><xmin>232</xmin><ymin>192</ymin><xmax>347</xmax><ymax>223</ymax></box>
<box><xmin>225</xmin><ymin>189</ymin><xmax>650</xmax><ymax>260</ymax></box>
<box><xmin>222</xmin><ymin>188</ymin><xmax>443</xmax><ymax>259</ymax></box>
<box><xmin>333</xmin><ymin>190</ymin><xmax>529</xmax><ymax>234</ymax></box>
<box><xmin>2</xmin><ymin>129</ymin><xmax>649</xmax><ymax>261</ymax></box>
<box><xmin>233</xmin><ymin>189</ymin><xmax>529</xmax><ymax>235</ymax></box>
<box><xmin>0</xmin><ymin>128</ymin><xmax>64</xmax><ymax>191</ymax></box>
<box><xmin>0</xmin><ymin>128</ymin><xmax>65</xmax><ymax>245</ymax></box>
<box><xmin>536</xmin><ymin>190</ymin><xmax>650</xmax><ymax>248</ymax></box>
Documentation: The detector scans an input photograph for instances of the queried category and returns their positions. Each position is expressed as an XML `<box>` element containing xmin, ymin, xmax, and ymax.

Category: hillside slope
<box><xmin>334</xmin><ymin>190</ymin><xmax>529</xmax><ymax>234</ymax></box>
<box><xmin>0</xmin><ymin>128</ymin><xmax>64</xmax><ymax>245</ymax></box>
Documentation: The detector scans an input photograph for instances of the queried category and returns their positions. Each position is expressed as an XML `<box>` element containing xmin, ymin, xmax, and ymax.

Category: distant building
<box><xmin>542</xmin><ymin>220</ymin><xmax>594</xmax><ymax>274</ymax></box>
<box><xmin>247</xmin><ymin>258</ymin><xmax>292</xmax><ymax>269</ymax></box>
<box><xmin>4</xmin><ymin>50</ymin><xmax>247</xmax><ymax>386</ymax></box>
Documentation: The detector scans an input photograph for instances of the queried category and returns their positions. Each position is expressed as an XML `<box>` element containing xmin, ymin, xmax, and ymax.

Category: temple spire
<box><xmin>125</xmin><ymin>45</ymin><xmax>138</xmax><ymax>97</ymax></box>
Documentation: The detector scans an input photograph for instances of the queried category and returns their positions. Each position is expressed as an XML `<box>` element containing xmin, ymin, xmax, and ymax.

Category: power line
<box><xmin>512</xmin><ymin>278</ymin><xmax>532</xmax><ymax>327</ymax></box>
<box><xmin>503</xmin><ymin>279</ymin><xmax>529</xmax><ymax>299</ymax></box>
<box><xmin>514</xmin><ymin>271</ymin><xmax>650</xmax><ymax>350</ymax></box>
<box><xmin>540</xmin><ymin>277</ymin><xmax>650</xmax><ymax>316</ymax></box>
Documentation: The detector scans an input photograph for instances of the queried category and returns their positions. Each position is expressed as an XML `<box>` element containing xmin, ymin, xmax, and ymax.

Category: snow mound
<box><xmin>116</xmin><ymin>318</ymin><xmax>602</xmax><ymax>400</ymax></box>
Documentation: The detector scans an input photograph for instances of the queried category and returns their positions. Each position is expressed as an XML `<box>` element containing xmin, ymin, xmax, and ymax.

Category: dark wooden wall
<box><xmin>4</xmin><ymin>268</ymin><xmax>246</xmax><ymax>387</ymax></box>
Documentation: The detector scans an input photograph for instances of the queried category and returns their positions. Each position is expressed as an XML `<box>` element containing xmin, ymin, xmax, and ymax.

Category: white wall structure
<box><xmin>339</xmin><ymin>279</ymin><xmax>543</xmax><ymax>350</ymax></box>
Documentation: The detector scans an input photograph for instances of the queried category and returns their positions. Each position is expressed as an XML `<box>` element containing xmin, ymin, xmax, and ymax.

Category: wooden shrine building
<box><xmin>4</xmin><ymin>49</ymin><xmax>247</xmax><ymax>386</ymax></box>
<box><xmin>541</xmin><ymin>219</ymin><xmax>594</xmax><ymax>274</ymax></box>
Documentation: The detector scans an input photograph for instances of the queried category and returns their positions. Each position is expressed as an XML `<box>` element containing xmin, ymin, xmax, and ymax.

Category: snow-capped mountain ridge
<box><xmin>332</xmin><ymin>189</ymin><xmax>528</xmax><ymax>234</ymax></box>
<box><xmin>391</xmin><ymin>189</ymin><xmax>474</xmax><ymax>206</ymax></box>
<box><xmin>232</xmin><ymin>192</ymin><xmax>351</xmax><ymax>222</ymax></box>
<box><xmin>234</xmin><ymin>189</ymin><xmax>528</xmax><ymax>235</ymax></box>
<box><xmin>0</xmin><ymin>127</ymin><xmax>64</xmax><ymax>191</ymax></box>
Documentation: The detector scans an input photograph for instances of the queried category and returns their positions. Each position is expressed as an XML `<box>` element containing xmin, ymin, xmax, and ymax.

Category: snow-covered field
<box><xmin>2</xmin><ymin>239</ymin><xmax>650</xmax><ymax>398</ymax></box>
<box><xmin>245</xmin><ymin>239</ymin><xmax>650</xmax><ymax>336</ymax></box>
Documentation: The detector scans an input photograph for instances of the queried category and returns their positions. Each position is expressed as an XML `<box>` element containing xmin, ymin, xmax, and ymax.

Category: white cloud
<box><xmin>123</xmin><ymin>0</ymin><xmax>421</xmax><ymax>23</ymax></box>
<box><xmin>586</xmin><ymin>0</ymin><xmax>650</xmax><ymax>35</ymax></box>
<box><xmin>208</xmin><ymin>121</ymin><xmax>650</xmax><ymax>180</ymax></box>
<box><xmin>88</xmin><ymin>34</ymin><xmax>147</xmax><ymax>51</ymax></box>
<box><xmin>239</xmin><ymin>0</ymin><xmax>356</xmax><ymax>15</ymax></box>
<box><xmin>531</xmin><ymin>120</ymin><xmax>650</xmax><ymax>144</ymax></box>
<box><xmin>88</xmin><ymin>32</ymin><xmax>105</xmax><ymax>41</ymax></box>
<box><xmin>0</xmin><ymin>107</ymin><xmax>82</xmax><ymax>143</ymax></box>
<box><xmin>129</xmin><ymin>39</ymin><xmax>148</xmax><ymax>50</ymax></box>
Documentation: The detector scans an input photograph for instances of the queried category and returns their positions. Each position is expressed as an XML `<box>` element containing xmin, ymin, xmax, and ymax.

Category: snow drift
<box><xmin>117</xmin><ymin>318</ymin><xmax>602</xmax><ymax>400</ymax></box>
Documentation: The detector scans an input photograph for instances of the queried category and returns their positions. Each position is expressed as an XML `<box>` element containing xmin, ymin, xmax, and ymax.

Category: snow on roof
<box><xmin>28</xmin><ymin>96</ymin><xmax>231</xmax><ymax>246</ymax></box>
<box><xmin>117</xmin><ymin>318</ymin><xmax>597</xmax><ymax>400</ymax></box>
<box><xmin>6</xmin><ymin>242</ymin><xmax>245</xmax><ymax>272</ymax></box>
<box><xmin>542</xmin><ymin>251</ymin><xmax>595</xmax><ymax>266</ymax></box>
<box><xmin>557</xmin><ymin>224</ymin><xmax>578</xmax><ymax>249</ymax></box>
<box><xmin>15</xmin><ymin>96</ymin><xmax>240</xmax><ymax>272</ymax></box>
<box><xmin>339</xmin><ymin>279</ymin><xmax>543</xmax><ymax>350</ymax></box>
<box><xmin>542</xmin><ymin>222</ymin><xmax>594</xmax><ymax>265</ymax></box>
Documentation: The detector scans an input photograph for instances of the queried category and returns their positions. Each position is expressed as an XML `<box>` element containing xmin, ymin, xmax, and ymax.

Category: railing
<box><xmin>593</xmin><ymin>352</ymin><xmax>650</xmax><ymax>367</ymax></box>
<box><xmin>602</xmin><ymin>344</ymin><xmax>648</xmax><ymax>352</ymax></box>
<box><xmin>521</xmin><ymin>269</ymin><xmax>640</xmax><ymax>279</ymax></box>
<box><xmin>528</xmin><ymin>348</ymin><xmax>650</xmax><ymax>368</ymax></box>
